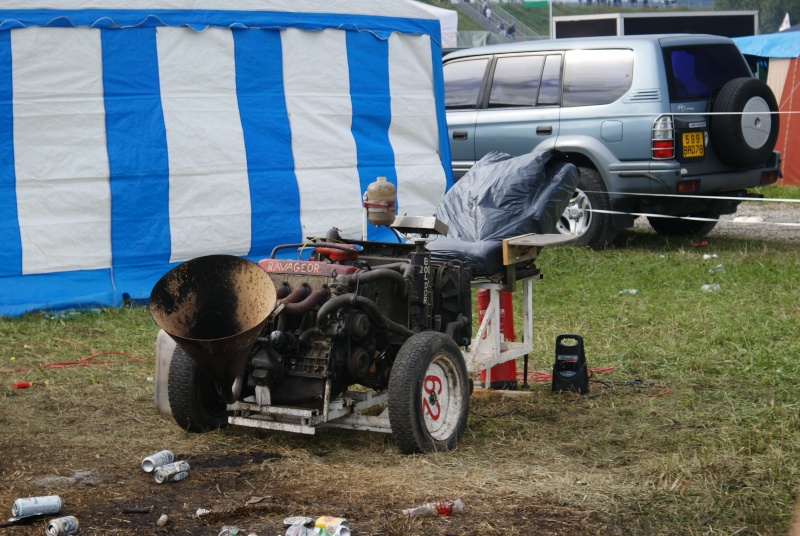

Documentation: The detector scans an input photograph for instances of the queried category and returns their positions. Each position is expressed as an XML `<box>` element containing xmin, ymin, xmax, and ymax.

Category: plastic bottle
<box><xmin>618</xmin><ymin>289</ymin><xmax>639</xmax><ymax>295</ymax></box>
<box><xmin>402</xmin><ymin>499</ymin><xmax>465</xmax><ymax>518</ymax></box>
<box><xmin>701</xmin><ymin>284</ymin><xmax>721</xmax><ymax>292</ymax></box>
<box><xmin>364</xmin><ymin>176</ymin><xmax>396</xmax><ymax>226</ymax></box>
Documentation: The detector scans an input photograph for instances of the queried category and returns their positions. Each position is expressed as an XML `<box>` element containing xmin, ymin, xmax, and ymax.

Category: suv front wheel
<box><xmin>556</xmin><ymin>167</ymin><xmax>616</xmax><ymax>249</ymax></box>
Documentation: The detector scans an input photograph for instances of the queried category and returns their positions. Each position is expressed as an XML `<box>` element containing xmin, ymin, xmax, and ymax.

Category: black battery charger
<box><xmin>552</xmin><ymin>334</ymin><xmax>589</xmax><ymax>394</ymax></box>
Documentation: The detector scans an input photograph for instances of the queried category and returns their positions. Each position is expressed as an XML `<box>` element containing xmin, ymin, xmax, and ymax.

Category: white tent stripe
<box><xmin>157</xmin><ymin>27</ymin><xmax>252</xmax><ymax>262</ymax></box>
<box><xmin>389</xmin><ymin>32</ymin><xmax>447</xmax><ymax>219</ymax></box>
<box><xmin>14</xmin><ymin>27</ymin><xmax>111</xmax><ymax>275</ymax></box>
<box><xmin>283</xmin><ymin>28</ymin><xmax>363</xmax><ymax>239</ymax></box>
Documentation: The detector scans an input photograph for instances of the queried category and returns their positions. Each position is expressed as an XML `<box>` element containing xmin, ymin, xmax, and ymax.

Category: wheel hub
<box><xmin>556</xmin><ymin>188</ymin><xmax>593</xmax><ymax>237</ymax></box>
<box><xmin>567</xmin><ymin>204</ymin><xmax>583</xmax><ymax>220</ymax></box>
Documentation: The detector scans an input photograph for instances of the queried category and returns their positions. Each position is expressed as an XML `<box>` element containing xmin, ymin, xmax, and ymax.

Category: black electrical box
<box><xmin>552</xmin><ymin>334</ymin><xmax>589</xmax><ymax>394</ymax></box>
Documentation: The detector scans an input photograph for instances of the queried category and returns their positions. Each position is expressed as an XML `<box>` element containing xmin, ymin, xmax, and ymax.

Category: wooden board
<box><xmin>502</xmin><ymin>233</ymin><xmax>576</xmax><ymax>265</ymax></box>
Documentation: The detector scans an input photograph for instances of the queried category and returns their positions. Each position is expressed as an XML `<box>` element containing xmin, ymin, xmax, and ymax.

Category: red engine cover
<box><xmin>315</xmin><ymin>244</ymin><xmax>359</xmax><ymax>261</ymax></box>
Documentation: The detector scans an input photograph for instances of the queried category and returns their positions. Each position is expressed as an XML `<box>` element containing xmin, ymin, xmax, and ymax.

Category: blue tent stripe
<box><xmin>0</xmin><ymin>31</ymin><xmax>21</xmax><ymax>278</ymax></box>
<box><xmin>0</xmin><ymin>10</ymin><xmax>442</xmax><ymax>43</ymax></box>
<box><xmin>429</xmin><ymin>37</ymin><xmax>454</xmax><ymax>190</ymax></box>
<box><xmin>347</xmin><ymin>31</ymin><xmax>396</xmax><ymax>242</ymax></box>
<box><xmin>233</xmin><ymin>28</ymin><xmax>302</xmax><ymax>256</ymax></box>
<box><xmin>2</xmin><ymin>270</ymin><xmax>115</xmax><ymax>316</ymax></box>
<box><xmin>102</xmin><ymin>27</ymin><xmax>171</xmax><ymax>282</ymax></box>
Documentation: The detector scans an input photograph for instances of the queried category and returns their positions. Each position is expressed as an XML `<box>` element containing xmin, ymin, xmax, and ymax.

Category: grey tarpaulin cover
<box><xmin>427</xmin><ymin>149</ymin><xmax>578</xmax><ymax>275</ymax></box>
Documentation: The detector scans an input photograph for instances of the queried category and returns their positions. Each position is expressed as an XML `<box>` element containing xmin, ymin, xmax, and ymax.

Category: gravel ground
<box><xmin>634</xmin><ymin>200</ymin><xmax>800</xmax><ymax>244</ymax></box>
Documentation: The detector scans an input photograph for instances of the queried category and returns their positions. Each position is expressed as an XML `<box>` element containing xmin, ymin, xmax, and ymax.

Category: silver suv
<box><xmin>443</xmin><ymin>34</ymin><xmax>781</xmax><ymax>248</ymax></box>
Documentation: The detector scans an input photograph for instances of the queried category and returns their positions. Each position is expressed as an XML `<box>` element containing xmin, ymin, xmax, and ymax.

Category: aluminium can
<box><xmin>315</xmin><ymin>516</ymin><xmax>350</xmax><ymax>536</ymax></box>
<box><xmin>153</xmin><ymin>460</ymin><xmax>190</xmax><ymax>484</ymax></box>
<box><xmin>11</xmin><ymin>495</ymin><xmax>61</xmax><ymax>518</ymax></box>
<box><xmin>141</xmin><ymin>449</ymin><xmax>174</xmax><ymax>473</ymax></box>
<box><xmin>46</xmin><ymin>515</ymin><xmax>79</xmax><ymax>536</ymax></box>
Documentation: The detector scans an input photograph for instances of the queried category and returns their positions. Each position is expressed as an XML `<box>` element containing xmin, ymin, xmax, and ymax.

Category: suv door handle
<box><xmin>452</xmin><ymin>130</ymin><xmax>468</xmax><ymax>140</ymax></box>
<box><xmin>536</xmin><ymin>125</ymin><xmax>553</xmax><ymax>135</ymax></box>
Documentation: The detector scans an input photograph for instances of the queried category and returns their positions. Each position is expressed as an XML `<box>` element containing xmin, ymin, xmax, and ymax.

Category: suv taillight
<box><xmin>652</xmin><ymin>115</ymin><xmax>675</xmax><ymax>159</ymax></box>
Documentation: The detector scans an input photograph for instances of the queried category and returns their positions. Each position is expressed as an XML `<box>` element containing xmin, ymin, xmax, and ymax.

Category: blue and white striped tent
<box><xmin>0</xmin><ymin>0</ymin><xmax>453</xmax><ymax>316</ymax></box>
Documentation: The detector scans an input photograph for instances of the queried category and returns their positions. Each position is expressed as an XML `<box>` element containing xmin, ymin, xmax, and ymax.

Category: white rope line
<box><xmin>516</xmin><ymin>110</ymin><xmax>800</xmax><ymax>119</ymax></box>
<box><xmin>591</xmin><ymin>192</ymin><xmax>800</xmax><ymax>203</ymax></box>
<box><xmin>589</xmin><ymin>208</ymin><xmax>800</xmax><ymax>227</ymax></box>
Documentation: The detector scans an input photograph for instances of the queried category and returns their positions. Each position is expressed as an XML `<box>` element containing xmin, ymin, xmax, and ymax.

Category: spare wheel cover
<box><xmin>710</xmin><ymin>77</ymin><xmax>779</xmax><ymax>168</ymax></box>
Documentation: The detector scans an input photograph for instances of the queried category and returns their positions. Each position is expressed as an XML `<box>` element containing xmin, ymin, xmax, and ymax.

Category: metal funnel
<box><xmin>149</xmin><ymin>255</ymin><xmax>277</xmax><ymax>404</ymax></box>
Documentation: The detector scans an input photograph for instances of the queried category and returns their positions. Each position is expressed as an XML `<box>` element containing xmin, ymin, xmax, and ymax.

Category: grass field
<box><xmin>1</xmin><ymin>221</ymin><xmax>798</xmax><ymax>534</ymax></box>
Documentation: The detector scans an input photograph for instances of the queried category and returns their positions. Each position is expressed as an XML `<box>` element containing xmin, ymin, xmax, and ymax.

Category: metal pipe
<box><xmin>275</xmin><ymin>283</ymin><xmax>291</xmax><ymax>300</ymax></box>
<box><xmin>281</xmin><ymin>287</ymin><xmax>330</xmax><ymax>315</ymax></box>
<box><xmin>334</xmin><ymin>268</ymin><xmax>408</xmax><ymax>295</ymax></box>
<box><xmin>278</xmin><ymin>284</ymin><xmax>311</xmax><ymax>304</ymax></box>
<box><xmin>314</xmin><ymin>293</ymin><xmax>414</xmax><ymax>339</ymax></box>
<box><xmin>445</xmin><ymin>315</ymin><xmax>469</xmax><ymax>341</ymax></box>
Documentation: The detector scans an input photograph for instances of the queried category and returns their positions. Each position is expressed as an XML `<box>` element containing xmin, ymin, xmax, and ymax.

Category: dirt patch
<box><xmin>0</xmin><ymin>384</ymin><xmax>595</xmax><ymax>536</ymax></box>
<box><xmin>634</xmin><ymin>201</ymin><xmax>800</xmax><ymax>244</ymax></box>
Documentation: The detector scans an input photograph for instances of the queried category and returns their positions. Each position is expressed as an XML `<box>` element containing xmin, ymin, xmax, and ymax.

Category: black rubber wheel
<box><xmin>647</xmin><ymin>211</ymin><xmax>718</xmax><ymax>237</ymax></box>
<box><xmin>711</xmin><ymin>78</ymin><xmax>779</xmax><ymax>168</ymax></box>
<box><xmin>388</xmin><ymin>332</ymin><xmax>470</xmax><ymax>454</ymax></box>
<box><xmin>167</xmin><ymin>346</ymin><xmax>230</xmax><ymax>432</ymax></box>
<box><xmin>556</xmin><ymin>167</ymin><xmax>616</xmax><ymax>249</ymax></box>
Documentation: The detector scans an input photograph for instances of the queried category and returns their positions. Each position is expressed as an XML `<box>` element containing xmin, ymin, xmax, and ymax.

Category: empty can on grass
<box><xmin>315</xmin><ymin>516</ymin><xmax>350</xmax><ymax>536</ymax></box>
<box><xmin>46</xmin><ymin>515</ymin><xmax>79</xmax><ymax>536</ymax></box>
<box><xmin>11</xmin><ymin>495</ymin><xmax>61</xmax><ymax>518</ymax></box>
<box><xmin>153</xmin><ymin>460</ymin><xmax>190</xmax><ymax>484</ymax></box>
<box><xmin>141</xmin><ymin>450</ymin><xmax>174</xmax><ymax>473</ymax></box>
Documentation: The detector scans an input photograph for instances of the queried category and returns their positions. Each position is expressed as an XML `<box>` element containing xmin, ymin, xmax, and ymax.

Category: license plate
<box><xmin>682</xmin><ymin>131</ymin><xmax>704</xmax><ymax>158</ymax></box>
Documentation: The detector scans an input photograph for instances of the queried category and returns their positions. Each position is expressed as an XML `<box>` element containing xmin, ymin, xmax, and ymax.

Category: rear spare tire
<box><xmin>388</xmin><ymin>332</ymin><xmax>469</xmax><ymax>454</ymax></box>
<box><xmin>711</xmin><ymin>78</ymin><xmax>779</xmax><ymax>168</ymax></box>
<box><xmin>168</xmin><ymin>346</ymin><xmax>230</xmax><ymax>432</ymax></box>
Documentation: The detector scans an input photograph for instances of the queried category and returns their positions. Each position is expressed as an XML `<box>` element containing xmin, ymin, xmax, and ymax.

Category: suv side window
<box><xmin>538</xmin><ymin>54</ymin><xmax>562</xmax><ymax>105</ymax></box>
<box><xmin>444</xmin><ymin>58</ymin><xmax>489</xmax><ymax>109</ymax></box>
<box><xmin>488</xmin><ymin>55</ymin><xmax>545</xmax><ymax>108</ymax></box>
<box><xmin>562</xmin><ymin>49</ymin><xmax>633</xmax><ymax>107</ymax></box>
<box><xmin>663</xmin><ymin>44</ymin><xmax>752</xmax><ymax>101</ymax></box>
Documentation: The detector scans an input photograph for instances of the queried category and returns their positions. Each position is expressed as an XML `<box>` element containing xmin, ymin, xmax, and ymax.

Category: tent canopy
<box><xmin>733</xmin><ymin>31</ymin><xmax>800</xmax><ymax>58</ymax></box>
<box><xmin>732</xmin><ymin>29</ymin><xmax>800</xmax><ymax>187</ymax></box>
<box><xmin>0</xmin><ymin>0</ymin><xmax>454</xmax><ymax>316</ymax></box>
<box><xmin>402</xmin><ymin>0</ymin><xmax>458</xmax><ymax>48</ymax></box>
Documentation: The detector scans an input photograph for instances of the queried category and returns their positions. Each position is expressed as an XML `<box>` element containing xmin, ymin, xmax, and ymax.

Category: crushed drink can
<box><xmin>46</xmin><ymin>515</ymin><xmax>79</xmax><ymax>536</ymax></box>
<box><xmin>315</xmin><ymin>516</ymin><xmax>350</xmax><ymax>536</ymax></box>
<box><xmin>11</xmin><ymin>495</ymin><xmax>61</xmax><ymax>518</ymax></box>
<box><xmin>153</xmin><ymin>460</ymin><xmax>190</xmax><ymax>484</ymax></box>
<box><xmin>141</xmin><ymin>449</ymin><xmax>174</xmax><ymax>473</ymax></box>
<box><xmin>285</xmin><ymin>525</ymin><xmax>329</xmax><ymax>536</ymax></box>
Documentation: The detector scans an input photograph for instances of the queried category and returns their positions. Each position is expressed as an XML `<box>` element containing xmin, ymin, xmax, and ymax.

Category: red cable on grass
<box><xmin>42</xmin><ymin>351</ymin><xmax>148</xmax><ymax>369</ymax></box>
<box><xmin>518</xmin><ymin>366</ymin><xmax>615</xmax><ymax>384</ymax></box>
<box><xmin>514</xmin><ymin>366</ymin><xmax>669</xmax><ymax>397</ymax></box>
<box><xmin>2</xmin><ymin>344</ymin><xmax>149</xmax><ymax>377</ymax></box>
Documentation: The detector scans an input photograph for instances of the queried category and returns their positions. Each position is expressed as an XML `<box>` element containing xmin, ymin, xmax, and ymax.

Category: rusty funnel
<box><xmin>149</xmin><ymin>255</ymin><xmax>277</xmax><ymax>404</ymax></box>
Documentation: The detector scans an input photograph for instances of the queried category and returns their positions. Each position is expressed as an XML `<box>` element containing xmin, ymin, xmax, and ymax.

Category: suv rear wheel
<box><xmin>647</xmin><ymin>211</ymin><xmax>719</xmax><ymax>237</ymax></box>
<box><xmin>556</xmin><ymin>167</ymin><xmax>616</xmax><ymax>249</ymax></box>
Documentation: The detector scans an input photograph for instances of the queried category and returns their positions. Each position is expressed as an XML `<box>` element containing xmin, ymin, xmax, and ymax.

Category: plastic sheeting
<box><xmin>0</xmin><ymin>1</ymin><xmax>453</xmax><ymax>316</ymax></box>
<box><xmin>733</xmin><ymin>32</ymin><xmax>800</xmax><ymax>59</ymax></box>
<box><xmin>427</xmin><ymin>149</ymin><xmax>578</xmax><ymax>276</ymax></box>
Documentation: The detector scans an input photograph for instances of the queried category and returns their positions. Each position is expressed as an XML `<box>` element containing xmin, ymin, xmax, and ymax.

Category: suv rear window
<box><xmin>663</xmin><ymin>44</ymin><xmax>752</xmax><ymax>101</ymax></box>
